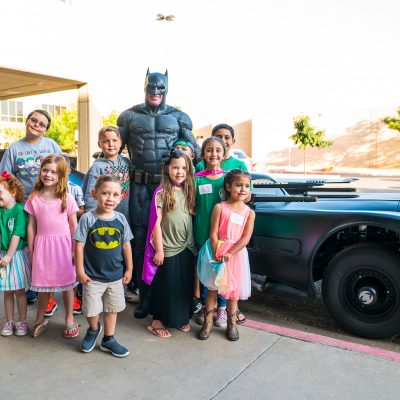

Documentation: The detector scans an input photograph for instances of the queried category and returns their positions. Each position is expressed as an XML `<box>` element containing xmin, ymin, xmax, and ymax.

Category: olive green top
<box><xmin>156</xmin><ymin>189</ymin><xmax>195</xmax><ymax>257</ymax></box>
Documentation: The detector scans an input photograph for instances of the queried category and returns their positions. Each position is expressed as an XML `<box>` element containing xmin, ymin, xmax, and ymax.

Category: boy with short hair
<box><xmin>0</xmin><ymin>109</ymin><xmax>61</xmax><ymax>306</ymax></box>
<box><xmin>74</xmin><ymin>175</ymin><xmax>133</xmax><ymax>357</ymax></box>
<box><xmin>172</xmin><ymin>139</ymin><xmax>195</xmax><ymax>161</ymax></box>
<box><xmin>195</xmin><ymin>124</ymin><xmax>248</xmax><ymax>172</ymax></box>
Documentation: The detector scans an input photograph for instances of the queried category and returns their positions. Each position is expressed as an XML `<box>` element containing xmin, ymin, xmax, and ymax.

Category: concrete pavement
<box><xmin>1</xmin><ymin>294</ymin><xmax>400</xmax><ymax>400</ymax></box>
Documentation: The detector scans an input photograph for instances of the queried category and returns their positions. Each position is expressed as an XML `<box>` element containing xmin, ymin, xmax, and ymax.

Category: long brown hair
<box><xmin>161</xmin><ymin>150</ymin><xmax>195</xmax><ymax>215</ymax></box>
<box><xmin>30</xmin><ymin>154</ymin><xmax>69</xmax><ymax>212</ymax></box>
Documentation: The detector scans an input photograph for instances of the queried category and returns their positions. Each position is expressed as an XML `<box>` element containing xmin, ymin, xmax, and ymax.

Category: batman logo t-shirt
<box><xmin>74</xmin><ymin>210</ymin><xmax>133</xmax><ymax>282</ymax></box>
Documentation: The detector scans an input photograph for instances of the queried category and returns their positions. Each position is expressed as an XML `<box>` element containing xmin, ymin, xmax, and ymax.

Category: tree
<box><xmin>46</xmin><ymin>109</ymin><xmax>78</xmax><ymax>153</ymax></box>
<box><xmin>1</xmin><ymin>126</ymin><xmax>25</xmax><ymax>148</ymax></box>
<box><xmin>290</xmin><ymin>114</ymin><xmax>333</xmax><ymax>174</ymax></box>
<box><xmin>102</xmin><ymin>110</ymin><xmax>119</xmax><ymax>127</ymax></box>
<box><xmin>382</xmin><ymin>107</ymin><xmax>400</xmax><ymax>133</ymax></box>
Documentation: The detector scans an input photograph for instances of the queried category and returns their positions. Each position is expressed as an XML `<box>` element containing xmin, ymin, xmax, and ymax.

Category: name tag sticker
<box><xmin>199</xmin><ymin>184</ymin><xmax>212</xmax><ymax>195</ymax></box>
<box><xmin>231</xmin><ymin>213</ymin><xmax>245</xmax><ymax>226</ymax></box>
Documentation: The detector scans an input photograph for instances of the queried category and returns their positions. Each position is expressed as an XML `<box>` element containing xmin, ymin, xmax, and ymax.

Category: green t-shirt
<box><xmin>156</xmin><ymin>189</ymin><xmax>195</xmax><ymax>257</ymax></box>
<box><xmin>0</xmin><ymin>203</ymin><xmax>28</xmax><ymax>251</ymax></box>
<box><xmin>195</xmin><ymin>156</ymin><xmax>248</xmax><ymax>173</ymax></box>
<box><xmin>193</xmin><ymin>175</ymin><xmax>225</xmax><ymax>247</ymax></box>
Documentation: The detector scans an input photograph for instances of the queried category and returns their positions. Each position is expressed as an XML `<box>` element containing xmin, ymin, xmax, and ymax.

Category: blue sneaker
<box><xmin>26</xmin><ymin>290</ymin><xmax>38</xmax><ymax>304</ymax></box>
<box><xmin>80</xmin><ymin>324</ymin><xmax>102</xmax><ymax>353</ymax></box>
<box><xmin>100</xmin><ymin>337</ymin><xmax>129</xmax><ymax>358</ymax></box>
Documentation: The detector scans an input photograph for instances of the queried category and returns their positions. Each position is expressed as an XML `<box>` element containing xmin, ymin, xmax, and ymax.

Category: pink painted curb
<box><xmin>244</xmin><ymin>319</ymin><xmax>400</xmax><ymax>362</ymax></box>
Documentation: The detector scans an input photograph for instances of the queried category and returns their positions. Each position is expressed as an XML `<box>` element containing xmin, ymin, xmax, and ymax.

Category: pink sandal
<box><xmin>64</xmin><ymin>322</ymin><xmax>79</xmax><ymax>339</ymax></box>
<box><xmin>177</xmin><ymin>324</ymin><xmax>191</xmax><ymax>332</ymax></box>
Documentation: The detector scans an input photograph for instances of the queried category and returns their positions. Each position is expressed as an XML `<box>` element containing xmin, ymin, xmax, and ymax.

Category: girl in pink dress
<box><xmin>25</xmin><ymin>155</ymin><xmax>79</xmax><ymax>338</ymax></box>
<box><xmin>197</xmin><ymin>169</ymin><xmax>255</xmax><ymax>341</ymax></box>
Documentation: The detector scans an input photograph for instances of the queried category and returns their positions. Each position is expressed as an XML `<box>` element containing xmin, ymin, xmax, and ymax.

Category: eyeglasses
<box><xmin>28</xmin><ymin>117</ymin><xmax>47</xmax><ymax>129</ymax></box>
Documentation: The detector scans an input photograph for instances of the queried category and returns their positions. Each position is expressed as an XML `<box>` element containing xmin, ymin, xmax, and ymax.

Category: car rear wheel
<box><xmin>322</xmin><ymin>243</ymin><xmax>400</xmax><ymax>339</ymax></box>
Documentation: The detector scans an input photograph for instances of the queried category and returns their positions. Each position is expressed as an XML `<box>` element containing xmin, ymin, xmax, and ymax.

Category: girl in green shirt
<box><xmin>0</xmin><ymin>173</ymin><xmax>30</xmax><ymax>337</ymax></box>
<box><xmin>194</xmin><ymin>137</ymin><xmax>228</xmax><ymax>328</ymax></box>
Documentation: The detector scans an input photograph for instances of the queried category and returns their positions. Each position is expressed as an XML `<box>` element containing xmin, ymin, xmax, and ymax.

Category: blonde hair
<box><xmin>98</xmin><ymin>126</ymin><xmax>120</xmax><ymax>141</ymax></box>
<box><xmin>31</xmin><ymin>154</ymin><xmax>68</xmax><ymax>212</ymax></box>
<box><xmin>161</xmin><ymin>150</ymin><xmax>195</xmax><ymax>215</ymax></box>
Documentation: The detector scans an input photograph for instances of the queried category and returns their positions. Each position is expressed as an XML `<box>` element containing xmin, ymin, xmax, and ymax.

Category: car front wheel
<box><xmin>322</xmin><ymin>243</ymin><xmax>400</xmax><ymax>339</ymax></box>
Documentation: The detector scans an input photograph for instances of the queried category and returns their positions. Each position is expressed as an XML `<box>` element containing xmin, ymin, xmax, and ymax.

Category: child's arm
<box><xmin>76</xmin><ymin>205</ymin><xmax>85</xmax><ymax>218</ymax></box>
<box><xmin>221</xmin><ymin>210</ymin><xmax>255</xmax><ymax>262</ymax></box>
<box><xmin>83</xmin><ymin>169</ymin><xmax>99</xmax><ymax>212</ymax></box>
<box><xmin>210</xmin><ymin>203</ymin><xmax>223</xmax><ymax>260</ymax></box>
<box><xmin>27</xmin><ymin>214</ymin><xmax>37</xmax><ymax>265</ymax></box>
<box><xmin>152</xmin><ymin>206</ymin><xmax>164</xmax><ymax>266</ymax></box>
<box><xmin>122</xmin><ymin>241</ymin><xmax>133</xmax><ymax>284</ymax></box>
<box><xmin>68</xmin><ymin>212</ymin><xmax>78</xmax><ymax>237</ymax></box>
<box><xmin>74</xmin><ymin>241</ymin><xmax>91</xmax><ymax>283</ymax></box>
<box><xmin>0</xmin><ymin>235</ymin><xmax>20</xmax><ymax>266</ymax></box>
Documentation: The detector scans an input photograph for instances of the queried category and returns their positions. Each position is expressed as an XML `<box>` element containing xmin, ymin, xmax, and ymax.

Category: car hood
<box><xmin>254</xmin><ymin>192</ymin><xmax>400</xmax><ymax>213</ymax></box>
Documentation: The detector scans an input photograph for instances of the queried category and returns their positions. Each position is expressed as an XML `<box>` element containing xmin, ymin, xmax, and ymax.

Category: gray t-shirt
<box><xmin>82</xmin><ymin>155</ymin><xmax>132</xmax><ymax>221</ymax></box>
<box><xmin>0</xmin><ymin>137</ymin><xmax>61</xmax><ymax>200</ymax></box>
<box><xmin>74</xmin><ymin>210</ymin><xmax>133</xmax><ymax>282</ymax></box>
<box><xmin>68</xmin><ymin>181</ymin><xmax>84</xmax><ymax>207</ymax></box>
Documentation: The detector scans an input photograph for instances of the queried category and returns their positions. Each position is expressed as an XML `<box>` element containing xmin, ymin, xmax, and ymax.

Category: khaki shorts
<box><xmin>82</xmin><ymin>279</ymin><xmax>126</xmax><ymax>317</ymax></box>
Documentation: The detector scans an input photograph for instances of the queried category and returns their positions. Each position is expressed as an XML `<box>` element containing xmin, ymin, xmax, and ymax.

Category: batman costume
<box><xmin>117</xmin><ymin>70</ymin><xmax>200</xmax><ymax>318</ymax></box>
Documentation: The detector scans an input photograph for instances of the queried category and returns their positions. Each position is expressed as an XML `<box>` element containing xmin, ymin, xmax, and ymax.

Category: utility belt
<box><xmin>133</xmin><ymin>168</ymin><xmax>162</xmax><ymax>185</ymax></box>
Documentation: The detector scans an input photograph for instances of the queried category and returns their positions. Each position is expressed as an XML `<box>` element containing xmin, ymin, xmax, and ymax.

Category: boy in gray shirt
<box><xmin>0</xmin><ymin>109</ymin><xmax>61</xmax><ymax>201</ymax></box>
<box><xmin>74</xmin><ymin>175</ymin><xmax>133</xmax><ymax>358</ymax></box>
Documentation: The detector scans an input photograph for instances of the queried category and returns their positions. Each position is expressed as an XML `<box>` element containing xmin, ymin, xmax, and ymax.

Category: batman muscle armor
<box><xmin>117</xmin><ymin>70</ymin><xmax>199</xmax><ymax>316</ymax></box>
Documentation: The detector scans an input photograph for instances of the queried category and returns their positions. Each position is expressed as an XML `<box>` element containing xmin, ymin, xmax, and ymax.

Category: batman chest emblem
<box><xmin>89</xmin><ymin>227</ymin><xmax>121</xmax><ymax>249</ymax></box>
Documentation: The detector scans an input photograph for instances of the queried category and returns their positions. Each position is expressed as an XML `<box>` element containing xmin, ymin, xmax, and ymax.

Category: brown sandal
<box><xmin>147</xmin><ymin>325</ymin><xmax>171</xmax><ymax>338</ymax></box>
<box><xmin>32</xmin><ymin>319</ymin><xmax>50</xmax><ymax>338</ymax></box>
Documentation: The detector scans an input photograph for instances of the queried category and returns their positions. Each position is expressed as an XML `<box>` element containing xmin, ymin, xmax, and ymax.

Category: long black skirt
<box><xmin>152</xmin><ymin>248</ymin><xmax>194</xmax><ymax>328</ymax></box>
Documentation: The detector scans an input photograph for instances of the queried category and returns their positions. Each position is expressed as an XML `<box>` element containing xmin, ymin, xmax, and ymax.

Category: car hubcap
<box><xmin>342</xmin><ymin>269</ymin><xmax>397</xmax><ymax>321</ymax></box>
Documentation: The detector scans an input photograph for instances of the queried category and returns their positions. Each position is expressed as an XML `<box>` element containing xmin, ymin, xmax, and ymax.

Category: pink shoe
<box><xmin>1</xmin><ymin>320</ymin><xmax>14</xmax><ymax>336</ymax></box>
<box><xmin>214</xmin><ymin>307</ymin><xmax>227</xmax><ymax>327</ymax></box>
<box><xmin>15</xmin><ymin>320</ymin><xmax>28</xmax><ymax>336</ymax></box>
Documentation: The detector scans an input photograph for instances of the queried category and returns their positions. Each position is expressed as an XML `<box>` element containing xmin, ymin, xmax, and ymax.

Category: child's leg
<box><xmin>198</xmin><ymin>289</ymin><xmax>218</xmax><ymax>340</ymax></box>
<box><xmin>62</xmin><ymin>289</ymin><xmax>75</xmax><ymax>326</ymax></box>
<box><xmin>226</xmin><ymin>299</ymin><xmax>239</xmax><ymax>341</ymax></box>
<box><xmin>35</xmin><ymin>292</ymin><xmax>50</xmax><ymax>325</ymax></box>
<box><xmin>227</xmin><ymin>299</ymin><xmax>238</xmax><ymax>317</ymax></box>
<box><xmin>4</xmin><ymin>291</ymin><xmax>15</xmax><ymax>321</ymax></box>
<box><xmin>103</xmin><ymin>312</ymin><xmax>117</xmax><ymax>336</ymax></box>
<box><xmin>194</xmin><ymin>272</ymin><xmax>200</xmax><ymax>299</ymax></box>
<box><xmin>14</xmin><ymin>289</ymin><xmax>27</xmax><ymax>321</ymax></box>
<box><xmin>86</xmin><ymin>315</ymin><xmax>100</xmax><ymax>331</ymax></box>
<box><xmin>205</xmin><ymin>289</ymin><xmax>218</xmax><ymax>312</ymax></box>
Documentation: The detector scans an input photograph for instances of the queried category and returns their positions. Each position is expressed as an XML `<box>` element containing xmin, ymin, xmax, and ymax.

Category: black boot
<box><xmin>134</xmin><ymin>298</ymin><xmax>149</xmax><ymax>319</ymax></box>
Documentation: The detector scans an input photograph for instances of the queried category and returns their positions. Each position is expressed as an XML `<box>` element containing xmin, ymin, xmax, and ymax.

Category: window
<box><xmin>0</xmin><ymin>100</ymin><xmax>23</xmax><ymax>123</ymax></box>
<box><xmin>40</xmin><ymin>104</ymin><xmax>66</xmax><ymax>117</ymax></box>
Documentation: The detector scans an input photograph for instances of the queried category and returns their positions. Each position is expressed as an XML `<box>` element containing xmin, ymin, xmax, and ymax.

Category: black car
<box><xmin>249</xmin><ymin>174</ymin><xmax>400</xmax><ymax>339</ymax></box>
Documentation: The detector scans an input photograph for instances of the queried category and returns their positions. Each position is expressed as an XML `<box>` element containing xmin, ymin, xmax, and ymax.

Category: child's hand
<box><xmin>0</xmin><ymin>255</ymin><xmax>11</xmax><ymax>266</ymax></box>
<box><xmin>153</xmin><ymin>251</ymin><xmax>164</xmax><ymax>266</ymax></box>
<box><xmin>221</xmin><ymin>253</ymin><xmax>232</xmax><ymax>262</ymax></box>
<box><xmin>122</xmin><ymin>270</ymin><xmax>132</xmax><ymax>284</ymax></box>
<box><xmin>77</xmin><ymin>271</ymin><xmax>92</xmax><ymax>284</ymax></box>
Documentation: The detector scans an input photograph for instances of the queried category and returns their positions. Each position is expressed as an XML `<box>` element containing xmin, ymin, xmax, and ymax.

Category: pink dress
<box><xmin>197</xmin><ymin>201</ymin><xmax>252</xmax><ymax>300</ymax></box>
<box><xmin>24</xmin><ymin>193</ymin><xmax>78</xmax><ymax>291</ymax></box>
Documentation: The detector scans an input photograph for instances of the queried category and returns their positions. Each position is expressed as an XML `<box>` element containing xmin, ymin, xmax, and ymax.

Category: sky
<box><xmin>1</xmin><ymin>0</ymin><xmax>400</xmax><ymax>153</ymax></box>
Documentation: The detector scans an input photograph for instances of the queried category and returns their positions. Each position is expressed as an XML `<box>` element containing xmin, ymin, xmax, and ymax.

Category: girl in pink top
<box><xmin>25</xmin><ymin>155</ymin><xmax>79</xmax><ymax>338</ymax></box>
<box><xmin>197</xmin><ymin>169</ymin><xmax>255</xmax><ymax>341</ymax></box>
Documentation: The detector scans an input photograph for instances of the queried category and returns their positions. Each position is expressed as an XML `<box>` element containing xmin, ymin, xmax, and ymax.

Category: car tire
<box><xmin>322</xmin><ymin>243</ymin><xmax>400</xmax><ymax>339</ymax></box>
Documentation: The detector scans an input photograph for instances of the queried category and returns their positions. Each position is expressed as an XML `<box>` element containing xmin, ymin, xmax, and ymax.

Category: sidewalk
<box><xmin>1</xmin><ymin>295</ymin><xmax>399</xmax><ymax>400</ymax></box>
